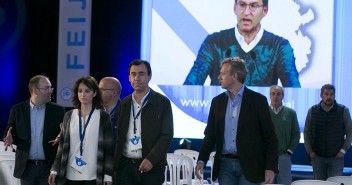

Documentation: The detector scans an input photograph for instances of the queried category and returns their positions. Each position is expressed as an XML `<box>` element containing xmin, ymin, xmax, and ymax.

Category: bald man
<box><xmin>99</xmin><ymin>77</ymin><xmax>122</xmax><ymax>145</ymax></box>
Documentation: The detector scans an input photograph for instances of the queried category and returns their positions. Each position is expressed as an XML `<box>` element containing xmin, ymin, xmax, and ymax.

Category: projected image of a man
<box><xmin>184</xmin><ymin>0</ymin><xmax>301</xmax><ymax>87</ymax></box>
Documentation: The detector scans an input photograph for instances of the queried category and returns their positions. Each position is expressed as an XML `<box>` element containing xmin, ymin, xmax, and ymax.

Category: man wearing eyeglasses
<box><xmin>3</xmin><ymin>75</ymin><xmax>65</xmax><ymax>185</ymax></box>
<box><xmin>184</xmin><ymin>0</ymin><xmax>301</xmax><ymax>87</ymax></box>
<box><xmin>99</xmin><ymin>77</ymin><xmax>122</xmax><ymax>148</ymax></box>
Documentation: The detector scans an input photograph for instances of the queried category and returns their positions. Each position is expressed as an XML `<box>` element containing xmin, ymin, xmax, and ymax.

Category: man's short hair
<box><xmin>320</xmin><ymin>84</ymin><xmax>335</xmax><ymax>95</ymax></box>
<box><xmin>128</xmin><ymin>59</ymin><xmax>152</xmax><ymax>76</ymax></box>
<box><xmin>221</xmin><ymin>57</ymin><xmax>247</xmax><ymax>83</ymax></box>
<box><xmin>270</xmin><ymin>85</ymin><xmax>284</xmax><ymax>96</ymax></box>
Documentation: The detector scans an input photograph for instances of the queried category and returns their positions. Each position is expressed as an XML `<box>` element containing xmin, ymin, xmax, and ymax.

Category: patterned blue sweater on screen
<box><xmin>184</xmin><ymin>27</ymin><xmax>301</xmax><ymax>87</ymax></box>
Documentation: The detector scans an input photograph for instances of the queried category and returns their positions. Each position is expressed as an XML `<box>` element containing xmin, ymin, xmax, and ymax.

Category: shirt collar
<box><xmin>30</xmin><ymin>100</ymin><xmax>46</xmax><ymax>110</ymax></box>
<box><xmin>225</xmin><ymin>85</ymin><xmax>244</xmax><ymax>99</ymax></box>
<box><xmin>105</xmin><ymin>103</ymin><xmax>117</xmax><ymax>114</ymax></box>
<box><xmin>132</xmin><ymin>89</ymin><xmax>151</xmax><ymax>105</ymax></box>
<box><xmin>234</xmin><ymin>25</ymin><xmax>264</xmax><ymax>53</ymax></box>
<box><xmin>270</xmin><ymin>105</ymin><xmax>283</xmax><ymax>114</ymax></box>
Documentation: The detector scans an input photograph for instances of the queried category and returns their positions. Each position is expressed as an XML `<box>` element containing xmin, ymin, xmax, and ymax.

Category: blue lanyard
<box><xmin>78</xmin><ymin>107</ymin><xmax>95</xmax><ymax>156</ymax></box>
<box><xmin>132</xmin><ymin>93</ymin><xmax>150</xmax><ymax>135</ymax></box>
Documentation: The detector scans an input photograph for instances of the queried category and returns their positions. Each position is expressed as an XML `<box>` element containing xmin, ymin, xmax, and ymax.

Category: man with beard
<box><xmin>304</xmin><ymin>84</ymin><xmax>352</xmax><ymax>180</ymax></box>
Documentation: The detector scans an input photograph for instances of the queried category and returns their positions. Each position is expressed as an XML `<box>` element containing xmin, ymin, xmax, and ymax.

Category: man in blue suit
<box><xmin>3</xmin><ymin>75</ymin><xmax>65</xmax><ymax>185</ymax></box>
<box><xmin>195</xmin><ymin>57</ymin><xmax>278</xmax><ymax>184</ymax></box>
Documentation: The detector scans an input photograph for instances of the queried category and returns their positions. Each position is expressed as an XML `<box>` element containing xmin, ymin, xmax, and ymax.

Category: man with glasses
<box><xmin>184</xmin><ymin>0</ymin><xmax>301</xmax><ymax>87</ymax></box>
<box><xmin>99</xmin><ymin>77</ymin><xmax>122</xmax><ymax>148</ymax></box>
<box><xmin>3</xmin><ymin>75</ymin><xmax>66</xmax><ymax>185</ymax></box>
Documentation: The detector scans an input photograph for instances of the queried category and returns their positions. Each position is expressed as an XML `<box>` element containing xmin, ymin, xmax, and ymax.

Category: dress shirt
<box><xmin>123</xmin><ymin>91</ymin><xmax>150</xmax><ymax>158</ymax></box>
<box><xmin>270</xmin><ymin>105</ymin><xmax>283</xmax><ymax>115</ymax></box>
<box><xmin>29</xmin><ymin>101</ymin><xmax>46</xmax><ymax>160</ymax></box>
<box><xmin>223</xmin><ymin>86</ymin><xmax>244</xmax><ymax>154</ymax></box>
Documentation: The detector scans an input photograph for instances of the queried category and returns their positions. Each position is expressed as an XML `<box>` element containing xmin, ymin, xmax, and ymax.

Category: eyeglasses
<box><xmin>237</xmin><ymin>2</ymin><xmax>264</xmax><ymax>12</ymax></box>
<box><xmin>37</xmin><ymin>87</ymin><xmax>54</xmax><ymax>92</ymax></box>
<box><xmin>99</xmin><ymin>88</ymin><xmax>114</xmax><ymax>92</ymax></box>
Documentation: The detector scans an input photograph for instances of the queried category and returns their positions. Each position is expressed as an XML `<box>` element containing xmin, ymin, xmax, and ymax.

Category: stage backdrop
<box><xmin>141</xmin><ymin>0</ymin><xmax>352</xmax><ymax>139</ymax></box>
<box><xmin>0</xmin><ymin>0</ymin><xmax>141</xmax><ymax>136</ymax></box>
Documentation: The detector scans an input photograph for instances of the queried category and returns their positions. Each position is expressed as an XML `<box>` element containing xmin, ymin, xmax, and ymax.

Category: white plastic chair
<box><xmin>0</xmin><ymin>159</ymin><xmax>21</xmax><ymax>185</ymax></box>
<box><xmin>209</xmin><ymin>151</ymin><xmax>218</xmax><ymax>185</ymax></box>
<box><xmin>174</xmin><ymin>149</ymin><xmax>209</xmax><ymax>185</ymax></box>
<box><xmin>0</xmin><ymin>141</ymin><xmax>16</xmax><ymax>152</ymax></box>
<box><xmin>0</xmin><ymin>150</ymin><xmax>16</xmax><ymax>156</ymax></box>
<box><xmin>327</xmin><ymin>176</ymin><xmax>352</xmax><ymax>185</ymax></box>
<box><xmin>291</xmin><ymin>180</ymin><xmax>339</xmax><ymax>185</ymax></box>
<box><xmin>166</xmin><ymin>153</ymin><xmax>194</xmax><ymax>185</ymax></box>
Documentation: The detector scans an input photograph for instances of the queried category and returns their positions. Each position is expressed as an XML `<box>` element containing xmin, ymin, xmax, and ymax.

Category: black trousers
<box><xmin>115</xmin><ymin>157</ymin><xmax>165</xmax><ymax>185</ymax></box>
<box><xmin>20</xmin><ymin>163</ymin><xmax>50</xmax><ymax>185</ymax></box>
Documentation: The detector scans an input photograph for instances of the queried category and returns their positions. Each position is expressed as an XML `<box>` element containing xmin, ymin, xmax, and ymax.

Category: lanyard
<box><xmin>132</xmin><ymin>93</ymin><xmax>150</xmax><ymax>135</ymax></box>
<box><xmin>78</xmin><ymin>107</ymin><xmax>95</xmax><ymax>156</ymax></box>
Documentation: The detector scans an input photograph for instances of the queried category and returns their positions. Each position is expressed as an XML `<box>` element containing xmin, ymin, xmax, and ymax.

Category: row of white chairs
<box><xmin>164</xmin><ymin>149</ymin><xmax>352</xmax><ymax>185</ymax></box>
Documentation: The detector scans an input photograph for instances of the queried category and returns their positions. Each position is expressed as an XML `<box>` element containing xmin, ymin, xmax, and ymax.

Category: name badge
<box><xmin>129</xmin><ymin>136</ymin><xmax>142</xmax><ymax>152</ymax></box>
<box><xmin>70</xmin><ymin>156</ymin><xmax>88</xmax><ymax>174</ymax></box>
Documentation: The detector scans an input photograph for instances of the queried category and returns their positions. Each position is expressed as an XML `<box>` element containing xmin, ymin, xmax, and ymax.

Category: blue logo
<box><xmin>60</xmin><ymin>87</ymin><xmax>72</xmax><ymax>101</ymax></box>
<box><xmin>75</xmin><ymin>157</ymin><xmax>87</xmax><ymax>167</ymax></box>
<box><xmin>130</xmin><ymin>136</ymin><xmax>140</xmax><ymax>145</ymax></box>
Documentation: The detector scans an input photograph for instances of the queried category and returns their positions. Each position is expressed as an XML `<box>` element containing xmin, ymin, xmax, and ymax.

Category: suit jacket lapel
<box><xmin>238</xmin><ymin>87</ymin><xmax>250</xmax><ymax>131</ymax></box>
<box><xmin>24</xmin><ymin>100</ymin><xmax>31</xmax><ymax>140</ymax></box>
<box><xmin>218</xmin><ymin>93</ymin><xmax>228</xmax><ymax>141</ymax></box>
<box><xmin>43</xmin><ymin>103</ymin><xmax>51</xmax><ymax>142</ymax></box>
<box><xmin>121</xmin><ymin>96</ymin><xmax>132</xmax><ymax>138</ymax></box>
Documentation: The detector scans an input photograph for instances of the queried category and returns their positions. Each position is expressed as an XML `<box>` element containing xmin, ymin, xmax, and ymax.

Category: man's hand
<box><xmin>139</xmin><ymin>158</ymin><xmax>153</xmax><ymax>173</ymax></box>
<box><xmin>195</xmin><ymin>161</ymin><xmax>205</xmax><ymax>179</ymax></box>
<box><xmin>4</xmin><ymin>127</ymin><xmax>13</xmax><ymax>150</ymax></box>
<box><xmin>263</xmin><ymin>170</ymin><xmax>275</xmax><ymax>184</ymax></box>
<box><xmin>336</xmin><ymin>151</ymin><xmax>345</xmax><ymax>158</ymax></box>
<box><xmin>48</xmin><ymin>136</ymin><xmax>60</xmax><ymax>146</ymax></box>
<box><xmin>309</xmin><ymin>151</ymin><xmax>317</xmax><ymax>159</ymax></box>
<box><xmin>49</xmin><ymin>123</ymin><xmax>63</xmax><ymax>146</ymax></box>
<box><xmin>48</xmin><ymin>174</ymin><xmax>56</xmax><ymax>185</ymax></box>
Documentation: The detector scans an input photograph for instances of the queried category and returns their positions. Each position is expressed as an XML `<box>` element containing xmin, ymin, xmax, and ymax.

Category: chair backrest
<box><xmin>0</xmin><ymin>154</ymin><xmax>15</xmax><ymax>161</ymax></box>
<box><xmin>174</xmin><ymin>149</ymin><xmax>199</xmax><ymax>167</ymax></box>
<box><xmin>0</xmin><ymin>159</ymin><xmax>21</xmax><ymax>185</ymax></box>
<box><xmin>0</xmin><ymin>142</ymin><xmax>17</xmax><ymax>152</ymax></box>
<box><xmin>209</xmin><ymin>151</ymin><xmax>216</xmax><ymax>185</ymax></box>
<box><xmin>292</xmin><ymin>180</ymin><xmax>339</xmax><ymax>185</ymax></box>
<box><xmin>166</xmin><ymin>153</ymin><xmax>194</xmax><ymax>185</ymax></box>
<box><xmin>0</xmin><ymin>151</ymin><xmax>16</xmax><ymax>157</ymax></box>
<box><xmin>327</xmin><ymin>176</ymin><xmax>352</xmax><ymax>185</ymax></box>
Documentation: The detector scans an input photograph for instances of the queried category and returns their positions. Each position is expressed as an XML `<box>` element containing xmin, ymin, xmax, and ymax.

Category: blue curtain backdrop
<box><xmin>0</xmin><ymin>0</ymin><xmax>141</xmax><ymax>135</ymax></box>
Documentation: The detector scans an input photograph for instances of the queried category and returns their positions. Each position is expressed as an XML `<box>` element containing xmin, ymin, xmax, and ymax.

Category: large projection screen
<box><xmin>141</xmin><ymin>0</ymin><xmax>351</xmax><ymax>139</ymax></box>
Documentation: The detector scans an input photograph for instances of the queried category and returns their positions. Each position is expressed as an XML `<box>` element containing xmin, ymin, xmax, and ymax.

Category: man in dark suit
<box><xmin>3</xmin><ymin>75</ymin><xmax>65</xmax><ymax>185</ymax></box>
<box><xmin>99</xmin><ymin>77</ymin><xmax>122</xmax><ymax>146</ymax></box>
<box><xmin>113</xmin><ymin>59</ymin><xmax>173</xmax><ymax>185</ymax></box>
<box><xmin>194</xmin><ymin>57</ymin><xmax>278</xmax><ymax>184</ymax></box>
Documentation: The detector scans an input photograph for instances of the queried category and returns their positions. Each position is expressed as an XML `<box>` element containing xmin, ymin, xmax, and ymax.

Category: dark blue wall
<box><xmin>0</xmin><ymin>0</ymin><xmax>141</xmax><ymax>135</ymax></box>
